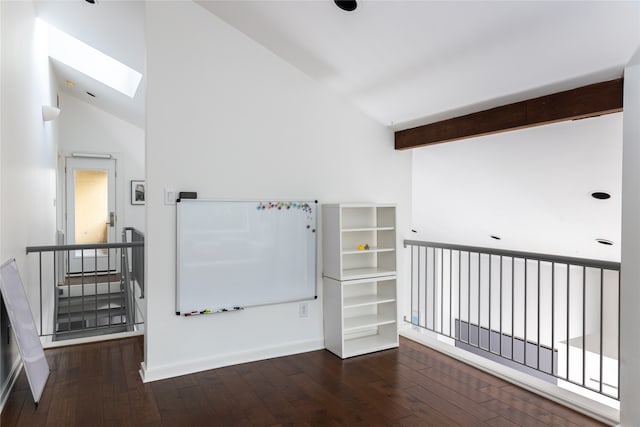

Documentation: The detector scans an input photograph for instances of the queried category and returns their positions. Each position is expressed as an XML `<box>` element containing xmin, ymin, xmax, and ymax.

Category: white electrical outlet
<box><xmin>164</xmin><ymin>188</ymin><xmax>176</xmax><ymax>205</ymax></box>
<box><xmin>299</xmin><ymin>302</ymin><xmax>308</xmax><ymax>318</ymax></box>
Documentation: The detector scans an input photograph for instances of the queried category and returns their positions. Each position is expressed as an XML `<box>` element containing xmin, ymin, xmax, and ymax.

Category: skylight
<box><xmin>36</xmin><ymin>18</ymin><xmax>142</xmax><ymax>98</ymax></box>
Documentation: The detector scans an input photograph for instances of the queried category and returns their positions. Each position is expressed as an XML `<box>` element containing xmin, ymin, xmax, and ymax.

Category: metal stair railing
<box><xmin>26</xmin><ymin>234</ymin><xmax>144</xmax><ymax>340</ymax></box>
<box><xmin>404</xmin><ymin>239</ymin><xmax>620</xmax><ymax>402</ymax></box>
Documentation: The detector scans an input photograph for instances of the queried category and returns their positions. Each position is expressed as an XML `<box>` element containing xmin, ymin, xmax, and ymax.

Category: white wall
<box><xmin>620</xmin><ymin>47</ymin><xmax>640</xmax><ymax>427</ymax></box>
<box><xmin>143</xmin><ymin>1</ymin><xmax>411</xmax><ymax>381</ymax></box>
<box><xmin>57</xmin><ymin>92</ymin><xmax>145</xmax><ymax>234</ymax></box>
<box><xmin>412</xmin><ymin>113</ymin><xmax>623</xmax><ymax>262</ymax></box>
<box><xmin>0</xmin><ymin>0</ymin><xmax>58</xmax><ymax>409</ymax></box>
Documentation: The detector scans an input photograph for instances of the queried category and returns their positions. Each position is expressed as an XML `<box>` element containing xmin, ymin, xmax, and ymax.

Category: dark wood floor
<box><xmin>1</xmin><ymin>336</ymin><xmax>608</xmax><ymax>426</ymax></box>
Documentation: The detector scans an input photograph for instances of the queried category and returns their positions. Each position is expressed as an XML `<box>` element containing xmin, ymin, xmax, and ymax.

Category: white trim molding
<box><xmin>139</xmin><ymin>338</ymin><xmax>324</xmax><ymax>383</ymax></box>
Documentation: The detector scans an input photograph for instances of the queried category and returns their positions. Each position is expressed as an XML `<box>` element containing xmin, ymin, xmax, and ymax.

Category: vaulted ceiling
<box><xmin>35</xmin><ymin>1</ymin><xmax>639</xmax><ymax>132</ymax></box>
<box><xmin>197</xmin><ymin>1</ymin><xmax>639</xmax><ymax>130</ymax></box>
<box><xmin>33</xmin><ymin>0</ymin><xmax>639</xmax><ymax>260</ymax></box>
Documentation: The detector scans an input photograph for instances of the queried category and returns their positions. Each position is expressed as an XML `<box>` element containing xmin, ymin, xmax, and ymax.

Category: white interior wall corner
<box><xmin>620</xmin><ymin>47</ymin><xmax>640</xmax><ymax>427</ymax></box>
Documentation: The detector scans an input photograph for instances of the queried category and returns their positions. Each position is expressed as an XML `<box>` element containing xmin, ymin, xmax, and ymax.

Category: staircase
<box><xmin>55</xmin><ymin>278</ymin><xmax>131</xmax><ymax>340</ymax></box>
<box><xmin>26</xmin><ymin>227</ymin><xmax>144</xmax><ymax>341</ymax></box>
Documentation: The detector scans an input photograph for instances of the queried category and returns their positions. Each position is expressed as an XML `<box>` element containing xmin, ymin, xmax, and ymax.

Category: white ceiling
<box><xmin>412</xmin><ymin>112</ymin><xmax>622</xmax><ymax>262</ymax></box>
<box><xmin>197</xmin><ymin>0</ymin><xmax>640</xmax><ymax>129</ymax></box>
<box><xmin>35</xmin><ymin>0</ymin><xmax>145</xmax><ymax>128</ymax></box>
<box><xmin>33</xmin><ymin>1</ymin><xmax>639</xmax><ymax>131</ymax></box>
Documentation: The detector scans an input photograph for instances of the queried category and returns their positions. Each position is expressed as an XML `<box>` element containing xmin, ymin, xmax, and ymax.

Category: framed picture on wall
<box><xmin>131</xmin><ymin>180</ymin><xmax>145</xmax><ymax>205</ymax></box>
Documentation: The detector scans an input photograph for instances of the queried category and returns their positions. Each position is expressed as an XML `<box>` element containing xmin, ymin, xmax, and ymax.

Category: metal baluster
<box><xmin>512</xmin><ymin>257</ymin><xmax>515</xmax><ymax>361</ymax></box>
<box><xmin>108</xmin><ymin>248</ymin><xmax>111</xmax><ymax>327</ymax></box>
<box><xmin>499</xmin><ymin>256</ymin><xmax>503</xmax><ymax>357</ymax></box>
<box><xmin>441</xmin><ymin>248</ymin><xmax>444</xmax><ymax>334</ymax></box>
<box><xmin>39</xmin><ymin>253</ymin><xmax>43</xmax><ymax>336</ymax></box>
<box><xmin>81</xmin><ymin>250</ymin><xmax>85</xmax><ymax>330</ymax></box>
<box><xmin>449</xmin><ymin>249</ymin><xmax>453</xmax><ymax>337</ymax></box>
<box><xmin>458</xmin><ymin>250</ymin><xmax>462</xmax><ymax>342</ymax></box>
<box><xmin>66</xmin><ymin>250</ymin><xmax>71</xmax><ymax>332</ymax></box>
<box><xmin>53</xmin><ymin>251</ymin><xmax>57</xmax><ymax>336</ymax></box>
<box><xmin>537</xmin><ymin>260</ymin><xmax>540</xmax><ymax>370</ymax></box>
<box><xmin>489</xmin><ymin>254</ymin><xmax>493</xmax><ymax>353</ymax></box>
<box><xmin>433</xmin><ymin>247</ymin><xmax>436</xmax><ymax>331</ymax></box>
<box><xmin>420</xmin><ymin>247</ymin><xmax>424</xmax><ymax>328</ymax></box>
<box><xmin>468</xmin><ymin>251</ymin><xmax>471</xmax><ymax>344</ymax></box>
<box><xmin>551</xmin><ymin>262</ymin><xmax>555</xmax><ymax>375</ymax></box>
<box><xmin>409</xmin><ymin>245</ymin><xmax>420</xmax><ymax>325</ymax></box>
<box><xmin>618</xmin><ymin>271</ymin><xmax>621</xmax><ymax>399</ymax></box>
<box><xmin>582</xmin><ymin>265</ymin><xmax>586</xmax><ymax>388</ymax></box>
<box><xmin>599</xmin><ymin>268</ymin><xmax>604</xmax><ymax>394</ymax></box>
<box><xmin>478</xmin><ymin>253</ymin><xmax>481</xmax><ymax>349</ymax></box>
<box><xmin>524</xmin><ymin>258</ymin><xmax>528</xmax><ymax>366</ymax></box>
<box><xmin>566</xmin><ymin>264</ymin><xmax>570</xmax><ymax>381</ymax></box>
<box><xmin>95</xmin><ymin>248</ymin><xmax>98</xmax><ymax>329</ymax></box>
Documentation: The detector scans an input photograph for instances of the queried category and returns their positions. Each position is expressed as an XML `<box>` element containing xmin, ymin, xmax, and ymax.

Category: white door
<box><xmin>65</xmin><ymin>157</ymin><xmax>117</xmax><ymax>273</ymax></box>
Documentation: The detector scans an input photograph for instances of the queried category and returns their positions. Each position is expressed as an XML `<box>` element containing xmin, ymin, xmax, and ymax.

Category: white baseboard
<box><xmin>400</xmin><ymin>328</ymin><xmax>619</xmax><ymax>426</ymax></box>
<box><xmin>140</xmin><ymin>337</ymin><xmax>325</xmax><ymax>383</ymax></box>
<box><xmin>0</xmin><ymin>357</ymin><xmax>23</xmax><ymax>414</ymax></box>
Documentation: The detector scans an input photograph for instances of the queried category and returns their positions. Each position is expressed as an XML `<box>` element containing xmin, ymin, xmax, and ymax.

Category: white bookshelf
<box><xmin>322</xmin><ymin>204</ymin><xmax>398</xmax><ymax>358</ymax></box>
<box><xmin>322</xmin><ymin>204</ymin><xmax>397</xmax><ymax>281</ymax></box>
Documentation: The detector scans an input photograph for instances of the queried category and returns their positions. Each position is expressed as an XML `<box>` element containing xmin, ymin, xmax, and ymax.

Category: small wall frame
<box><xmin>131</xmin><ymin>180</ymin><xmax>145</xmax><ymax>205</ymax></box>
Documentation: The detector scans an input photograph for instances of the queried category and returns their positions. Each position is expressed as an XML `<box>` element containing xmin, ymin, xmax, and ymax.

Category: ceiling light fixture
<box><xmin>596</xmin><ymin>239</ymin><xmax>614</xmax><ymax>246</ymax></box>
<box><xmin>591</xmin><ymin>191</ymin><xmax>611</xmax><ymax>200</ymax></box>
<box><xmin>334</xmin><ymin>0</ymin><xmax>357</xmax><ymax>12</ymax></box>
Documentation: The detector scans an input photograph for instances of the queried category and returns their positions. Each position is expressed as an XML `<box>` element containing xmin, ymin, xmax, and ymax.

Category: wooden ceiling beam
<box><xmin>394</xmin><ymin>78</ymin><xmax>623</xmax><ymax>150</ymax></box>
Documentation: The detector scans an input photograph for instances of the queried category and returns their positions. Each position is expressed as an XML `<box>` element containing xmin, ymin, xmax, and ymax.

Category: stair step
<box><xmin>57</xmin><ymin>306</ymin><xmax>126</xmax><ymax>322</ymax></box>
<box><xmin>58</xmin><ymin>292</ymin><xmax>125</xmax><ymax>311</ymax></box>
<box><xmin>54</xmin><ymin>324</ymin><xmax>131</xmax><ymax>341</ymax></box>
<box><xmin>58</xmin><ymin>282</ymin><xmax>123</xmax><ymax>298</ymax></box>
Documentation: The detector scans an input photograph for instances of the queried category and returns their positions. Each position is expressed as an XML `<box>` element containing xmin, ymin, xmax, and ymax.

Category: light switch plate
<box><xmin>164</xmin><ymin>188</ymin><xmax>176</xmax><ymax>205</ymax></box>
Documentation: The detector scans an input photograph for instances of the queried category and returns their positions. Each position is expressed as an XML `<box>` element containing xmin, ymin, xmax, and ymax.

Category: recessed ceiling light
<box><xmin>65</xmin><ymin>80</ymin><xmax>75</xmax><ymax>88</ymax></box>
<box><xmin>591</xmin><ymin>191</ymin><xmax>611</xmax><ymax>200</ymax></box>
<box><xmin>596</xmin><ymin>239</ymin><xmax>614</xmax><ymax>246</ymax></box>
<box><xmin>490</xmin><ymin>235</ymin><xmax>501</xmax><ymax>240</ymax></box>
<box><xmin>334</xmin><ymin>0</ymin><xmax>357</xmax><ymax>12</ymax></box>
<box><xmin>86</xmin><ymin>91</ymin><xmax>96</xmax><ymax>98</ymax></box>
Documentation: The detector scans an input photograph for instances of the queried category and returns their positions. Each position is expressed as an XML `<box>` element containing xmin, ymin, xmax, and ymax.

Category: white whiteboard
<box><xmin>176</xmin><ymin>200</ymin><xmax>317</xmax><ymax>314</ymax></box>
<box><xmin>0</xmin><ymin>259</ymin><xmax>49</xmax><ymax>404</ymax></box>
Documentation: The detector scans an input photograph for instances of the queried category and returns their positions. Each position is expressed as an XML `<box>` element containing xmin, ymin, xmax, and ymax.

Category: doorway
<box><xmin>65</xmin><ymin>156</ymin><xmax>117</xmax><ymax>274</ymax></box>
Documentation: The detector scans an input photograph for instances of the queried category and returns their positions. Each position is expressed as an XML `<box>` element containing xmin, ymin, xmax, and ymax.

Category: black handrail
<box><xmin>404</xmin><ymin>239</ymin><xmax>620</xmax><ymax>271</ymax></box>
<box><xmin>27</xmin><ymin>241</ymin><xmax>142</xmax><ymax>253</ymax></box>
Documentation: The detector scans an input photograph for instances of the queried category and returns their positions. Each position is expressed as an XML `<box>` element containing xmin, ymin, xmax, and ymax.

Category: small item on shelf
<box><xmin>364</xmin><ymin>243</ymin><xmax>370</xmax><ymax>250</ymax></box>
<box><xmin>357</xmin><ymin>244</ymin><xmax>364</xmax><ymax>251</ymax></box>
